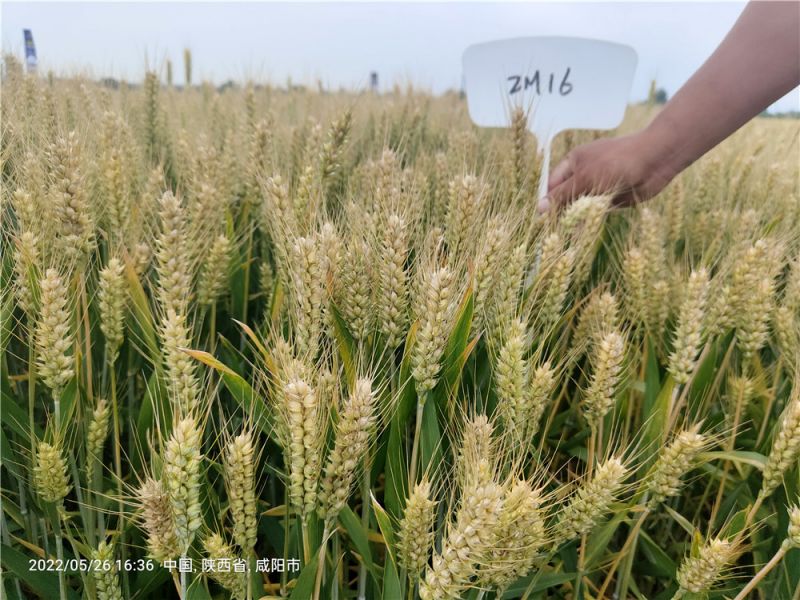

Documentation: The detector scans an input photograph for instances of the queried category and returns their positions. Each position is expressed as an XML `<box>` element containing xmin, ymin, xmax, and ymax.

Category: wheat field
<box><xmin>1</xmin><ymin>55</ymin><xmax>800</xmax><ymax>600</ymax></box>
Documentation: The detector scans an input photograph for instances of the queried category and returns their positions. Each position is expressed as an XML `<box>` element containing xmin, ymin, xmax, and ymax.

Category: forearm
<box><xmin>645</xmin><ymin>1</ymin><xmax>800</xmax><ymax>177</ymax></box>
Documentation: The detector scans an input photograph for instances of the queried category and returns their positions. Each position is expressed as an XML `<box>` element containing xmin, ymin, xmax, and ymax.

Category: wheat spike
<box><xmin>91</xmin><ymin>541</ymin><xmax>124</xmax><ymax>600</ymax></box>
<box><xmin>224</xmin><ymin>430</ymin><xmax>258</xmax><ymax>551</ymax></box>
<box><xmin>319</xmin><ymin>379</ymin><xmax>377</xmax><ymax>521</ymax></box>
<box><xmin>163</xmin><ymin>417</ymin><xmax>203</xmax><ymax>554</ymax></box>
<box><xmin>34</xmin><ymin>440</ymin><xmax>71</xmax><ymax>504</ymax></box>
<box><xmin>98</xmin><ymin>257</ymin><xmax>126</xmax><ymax>364</ymax></box>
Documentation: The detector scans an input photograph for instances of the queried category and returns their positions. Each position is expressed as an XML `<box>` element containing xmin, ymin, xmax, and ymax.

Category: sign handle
<box><xmin>537</xmin><ymin>138</ymin><xmax>552</xmax><ymax>200</ymax></box>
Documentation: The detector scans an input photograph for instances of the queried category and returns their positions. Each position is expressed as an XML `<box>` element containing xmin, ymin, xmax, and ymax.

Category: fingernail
<box><xmin>537</xmin><ymin>197</ymin><xmax>550</xmax><ymax>214</ymax></box>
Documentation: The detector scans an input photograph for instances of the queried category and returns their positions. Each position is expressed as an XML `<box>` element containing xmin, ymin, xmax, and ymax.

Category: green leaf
<box><xmin>640</xmin><ymin>336</ymin><xmax>662</xmax><ymax>442</ymax></box>
<box><xmin>56</xmin><ymin>377</ymin><xmax>79</xmax><ymax>434</ymax></box>
<box><xmin>502</xmin><ymin>571</ymin><xmax>575</xmax><ymax>598</ymax></box>
<box><xmin>663</xmin><ymin>505</ymin><xmax>696</xmax><ymax>536</ymax></box>
<box><xmin>0</xmin><ymin>384</ymin><xmax>41</xmax><ymax>440</ymax></box>
<box><xmin>135</xmin><ymin>368</ymin><xmax>169</xmax><ymax>472</ymax></box>
<box><xmin>689</xmin><ymin>528</ymin><xmax>704</xmax><ymax>557</ymax></box>
<box><xmin>0</xmin><ymin>544</ymin><xmax>79</xmax><ymax>600</ymax></box>
<box><xmin>130</xmin><ymin>567</ymin><xmax>171</xmax><ymax>600</ymax></box>
<box><xmin>639</xmin><ymin>531</ymin><xmax>677</xmax><ymax>577</ymax></box>
<box><xmin>642</xmin><ymin>372</ymin><xmax>675</xmax><ymax>470</ymax></box>
<box><xmin>185</xmin><ymin>348</ymin><xmax>274</xmax><ymax>440</ymax></box>
<box><xmin>396</xmin><ymin>322</ymin><xmax>419</xmax><ymax>425</ymax></box>
<box><xmin>419</xmin><ymin>397</ymin><xmax>442</xmax><ymax>480</ymax></box>
<box><xmin>231</xmin><ymin>319</ymin><xmax>271</xmax><ymax>366</ymax></box>
<box><xmin>384</xmin><ymin>417</ymin><xmax>407</xmax><ymax>519</ymax></box>
<box><xmin>269</xmin><ymin>277</ymin><xmax>286</xmax><ymax>330</ymax></box>
<box><xmin>384</xmin><ymin>324</ymin><xmax>419</xmax><ymax>519</ymax></box>
<box><xmin>248</xmin><ymin>556</ymin><xmax>263</xmax><ymax>600</ymax></box>
<box><xmin>289</xmin><ymin>547</ymin><xmax>320</xmax><ymax>599</ymax></box>
<box><xmin>371</xmin><ymin>493</ymin><xmax>396</xmax><ymax>563</ymax></box>
<box><xmin>441</xmin><ymin>287</ymin><xmax>474</xmax><ymax>392</ymax></box>
<box><xmin>381</xmin><ymin>551</ymin><xmax>402</xmax><ymax>600</ymax></box>
<box><xmin>123</xmin><ymin>259</ymin><xmax>159</xmax><ymax>361</ymax></box>
<box><xmin>328</xmin><ymin>303</ymin><xmax>357</xmax><ymax>388</ymax></box>
<box><xmin>701</xmin><ymin>450</ymin><xmax>766</xmax><ymax>471</ymax></box>
<box><xmin>586</xmin><ymin>512</ymin><xmax>626</xmax><ymax>567</ymax></box>
<box><xmin>422</xmin><ymin>287</ymin><xmax>475</xmax><ymax>433</ymax></box>
<box><xmin>338</xmin><ymin>505</ymin><xmax>377</xmax><ymax>578</ymax></box>
<box><xmin>0</xmin><ymin>424</ymin><xmax>24</xmax><ymax>481</ymax></box>
<box><xmin>187</xmin><ymin>575</ymin><xmax>213</xmax><ymax>600</ymax></box>
<box><xmin>686</xmin><ymin>337</ymin><xmax>726</xmax><ymax>417</ymax></box>
<box><xmin>720</xmin><ymin>506</ymin><xmax>750</xmax><ymax>539</ymax></box>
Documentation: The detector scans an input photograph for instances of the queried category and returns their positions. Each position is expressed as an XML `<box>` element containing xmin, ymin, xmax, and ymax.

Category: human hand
<box><xmin>538</xmin><ymin>129</ymin><xmax>679</xmax><ymax>213</ymax></box>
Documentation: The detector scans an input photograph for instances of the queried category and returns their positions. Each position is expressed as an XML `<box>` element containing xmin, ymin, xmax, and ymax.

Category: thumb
<box><xmin>538</xmin><ymin>175</ymin><xmax>576</xmax><ymax>213</ymax></box>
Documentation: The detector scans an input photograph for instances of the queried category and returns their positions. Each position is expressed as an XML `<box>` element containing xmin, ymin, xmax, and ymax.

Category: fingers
<box><xmin>538</xmin><ymin>153</ymin><xmax>576</xmax><ymax>213</ymax></box>
<box><xmin>542</xmin><ymin>183</ymin><xmax>635</xmax><ymax>214</ymax></box>
<box><xmin>539</xmin><ymin>175</ymin><xmax>578</xmax><ymax>213</ymax></box>
<box><xmin>548</xmin><ymin>156</ymin><xmax>574</xmax><ymax>191</ymax></box>
<box><xmin>610</xmin><ymin>189</ymin><xmax>638</xmax><ymax>209</ymax></box>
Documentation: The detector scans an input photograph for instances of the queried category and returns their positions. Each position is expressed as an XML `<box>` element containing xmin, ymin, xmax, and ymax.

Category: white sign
<box><xmin>463</xmin><ymin>36</ymin><xmax>638</xmax><ymax>197</ymax></box>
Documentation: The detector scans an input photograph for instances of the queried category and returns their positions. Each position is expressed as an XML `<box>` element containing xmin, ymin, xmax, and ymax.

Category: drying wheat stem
<box><xmin>697</xmin><ymin>339</ymin><xmax>737</xmax><ymax>422</ymax></box>
<box><xmin>726</xmin><ymin>495</ymin><xmax>764</xmax><ymax>554</ymax></box>
<box><xmin>668</xmin><ymin>341</ymin><xmax>714</xmax><ymax>432</ymax></box>
<box><xmin>409</xmin><ymin>395</ymin><xmax>427</xmax><ymax>488</ymax></box>
<box><xmin>539</xmin><ymin>379</ymin><xmax>569</xmax><ymax>456</ymax></box>
<box><xmin>602</xmin><ymin>505</ymin><xmax>651</xmax><ymax>600</ymax></box>
<box><xmin>666</xmin><ymin>383</ymin><xmax>681</xmax><ymax>442</ymax></box>
<box><xmin>209</xmin><ymin>303</ymin><xmax>217</xmax><ymax>353</ymax></box>
<box><xmin>744</xmin><ymin>495</ymin><xmax>764</xmax><ymax>535</ymax></box>
<box><xmin>109</xmin><ymin>367</ymin><xmax>126</xmax><ymax>574</ymax></box>
<box><xmin>756</xmin><ymin>385</ymin><xmax>779</xmax><ymax>446</ymax></box>
<box><xmin>575</xmin><ymin>438</ymin><xmax>592</xmax><ymax>597</ymax></box>
<box><xmin>575</xmin><ymin>424</ymin><xmax>599</xmax><ymax>592</ymax></box>
<box><xmin>247</xmin><ymin>554</ymin><xmax>256</xmax><ymax>600</ymax></box>
<box><xmin>357</xmin><ymin>449</ymin><xmax>372</xmax><ymax>600</ymax></box>
<box><xmin>125</xmin><ymin>349</ymin><xmax>136</xmax><ymax>461</ymax></box>
<box><xmin>80</xmin><ymin>272</ymin><xmax>94</xmax><ymax>404</ymax></box>
<box><xmin>28</xmin><ymin>343</ymin><xmax>37</xmax><ymax>482</ymax></box>
<box><xmin>301</xmin><ymin>518</ymin><xmax>311</xmax><ymax>565</ymax></box>
<box><xmin>87</xmin><ymin>415</ymin><xmax>104</xmax><ymax>535</ymax></box>
<box><xmin>313</xmin><ymin>523</ymin><xmax>332</xmax><ymax>600</ymax></box>
<box><xmin>384</xmin><ymin>364</ymin><xmax>402</xmax><ymax>592</ymax></box>
<box><xmin>733</xmin><ymin>543</ymin><xmax>788</xmax><ymax>600</ymax></box>
<box><xmin>333</xmin><ymin>531</ymin><xmax>342</xmax><ymax>600</ymax></box>
<box><xmin>389</xmin><ymin>356</ymin><xmax>398</xmax><ymax>396</ymax></box>
<box><xmin>241</xmin><ymin>223</ymin><xmax>254</xmax><ymax>352</ymax></box>
<box><xmin>575</xmin><ymin>538</ymin><xmax>588</xmax><ymax>599</ymax></box>
<box><xmin>180</xmin><ymin>557</ymin><xmax>188</xmax><ymax>599</ymax></box>
<box><xmin>16</xmin><ymin>478</ymin><xmax>32</xmax><ymax>553</ymax></box>
<box><xmin>55</xmin><ymin>395</ymin><xmax>62</xmax><ymax>431</ymax></box>
<box><xmin>168</xmin><ymin>572</ymin><xmax>181</xmax><ymax>597</ymax></box>
<box><xmin>50</xmin><ymin>506</ymin><xmax>67</xmax><ymax>600</ymax></box>
<box><xmin>282</xmin><ymin>486</ymin><xmax>291</xmax><ymax>595</ymax></box>
<box><xmin>710</xmin><ymin>382</ymin><xmax>746</xmax><ymax>526</ymax></box>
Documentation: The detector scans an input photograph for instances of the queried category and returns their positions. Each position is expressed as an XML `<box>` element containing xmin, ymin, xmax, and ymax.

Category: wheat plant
<box><xmin>1</xmin><ymin>55</ymin><xmax>799</xmax><ymax>600</ymax></box>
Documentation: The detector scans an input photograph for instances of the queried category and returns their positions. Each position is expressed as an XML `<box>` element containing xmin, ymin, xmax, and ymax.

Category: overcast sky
<box><xmin>2</xmin><ymin>1</ymin><xmax>798</xmax><ymax>113</ymax></box>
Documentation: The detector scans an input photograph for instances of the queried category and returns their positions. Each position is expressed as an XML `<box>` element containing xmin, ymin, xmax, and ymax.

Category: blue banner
<box><xmin>23</xmin><ymin>29</ymin><xmax>37</xmax><ymax>72</ymax></box>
